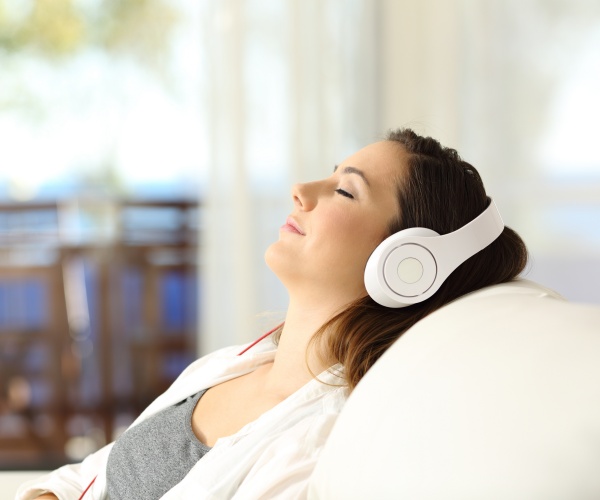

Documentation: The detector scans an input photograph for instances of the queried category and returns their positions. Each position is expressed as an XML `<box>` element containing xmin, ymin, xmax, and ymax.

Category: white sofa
<box><xmin>309</xmin><ymin>279</ymin><xmax>600</xmax><ymax>499</ymax></box>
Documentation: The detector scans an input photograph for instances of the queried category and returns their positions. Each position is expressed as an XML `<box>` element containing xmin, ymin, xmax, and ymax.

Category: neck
<box><xmin>260</xmin><ymin>297</ymin><xmax>348</xmax><ymax>397</ymax></box>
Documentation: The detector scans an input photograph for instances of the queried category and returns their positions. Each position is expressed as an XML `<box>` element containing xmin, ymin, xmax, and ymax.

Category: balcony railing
<box><xmin>0</xmin><ymin>198</ymin><xmax>199</xmax><ymax>470</ymax></box>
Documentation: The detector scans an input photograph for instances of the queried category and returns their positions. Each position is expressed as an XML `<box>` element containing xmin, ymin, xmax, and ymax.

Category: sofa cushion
<box><xmin>309</xmin><ymin>280</ymin><xmax>600</xmax><ymax>499</ymax></box>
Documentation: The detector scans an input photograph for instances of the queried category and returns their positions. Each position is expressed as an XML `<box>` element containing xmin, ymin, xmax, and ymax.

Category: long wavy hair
<box><xmin>276</xmin><ymin>128</ymin><xmax>528</xmax><ymax>391</ymax></box>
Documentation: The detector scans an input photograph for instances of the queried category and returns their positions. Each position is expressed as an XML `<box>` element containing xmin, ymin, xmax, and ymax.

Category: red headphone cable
<box><xmin>237</xmin><ymin>322</ymin><xmax>283</xmax><ymax>356</ymax></box>
<box><xmin>78</xmin><ymin>475</ymin><xmax>96</xmax><ymax>499</ymax></box>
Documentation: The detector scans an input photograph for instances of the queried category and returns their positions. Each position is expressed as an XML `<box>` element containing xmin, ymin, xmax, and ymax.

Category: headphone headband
<box><xmin>364</xmin><ymin>198</ymin><xmax>504</xmax><ymax>308</ymax></box>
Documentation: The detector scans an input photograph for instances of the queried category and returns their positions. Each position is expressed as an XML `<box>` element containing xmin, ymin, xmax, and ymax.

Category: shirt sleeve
<box><xmin>15</xmin><ymin>443</ymin><xmax>114</xmax><ymax>500</ymax></box>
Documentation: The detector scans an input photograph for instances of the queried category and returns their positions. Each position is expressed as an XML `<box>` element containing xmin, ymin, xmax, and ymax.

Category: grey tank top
<box><xmin>106</xmin><ymin>389</ymin><xmax>211</xmax><ymax>499</ymax></box>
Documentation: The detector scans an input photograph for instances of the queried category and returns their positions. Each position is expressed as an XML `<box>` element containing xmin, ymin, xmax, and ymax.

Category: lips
<box><xmin>281</xmin><ymin>216</ymin><xmax>305</xmax><ymax>235</ymax></box>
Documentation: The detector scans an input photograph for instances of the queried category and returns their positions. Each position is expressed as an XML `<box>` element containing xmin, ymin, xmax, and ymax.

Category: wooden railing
<box><xmin>0</xmin><ymin>199</ymin><xmax>199</xmax><ymax>470</ymax></box>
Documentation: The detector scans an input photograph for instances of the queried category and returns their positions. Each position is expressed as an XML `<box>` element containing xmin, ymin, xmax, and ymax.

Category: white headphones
<box><xmin>364</xmin><ymin>198</ymin><xmax>504</xmax><ymax>308</ymax></box>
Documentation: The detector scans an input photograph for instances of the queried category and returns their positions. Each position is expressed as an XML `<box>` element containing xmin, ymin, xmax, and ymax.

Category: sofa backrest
<box><xmin>309</xmin><ymin>280</ymin><xmax>600</xmax><ymax>499</ymax></box>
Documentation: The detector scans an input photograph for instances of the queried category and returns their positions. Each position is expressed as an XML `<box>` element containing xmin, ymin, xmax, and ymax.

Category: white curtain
<box><xmin>199</xmin><ymin>0</ymin><xmax>379</xmax><ymax>354</ymax></box>
<box><xmin>377</xmin><ymin>0</ymin><xmax>600</xmax><ymax>304</ymax></box>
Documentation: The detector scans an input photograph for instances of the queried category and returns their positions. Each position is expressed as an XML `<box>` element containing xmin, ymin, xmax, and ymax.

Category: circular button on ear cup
<box><xmin>397</xmin><ymin>257</ymin><xmax>423</xmax><ymax>284</ymax></box>
<box><xmin>383</xmin><ymin>244</ymin><xmax>437</xmax><ymax>298</ymax></box>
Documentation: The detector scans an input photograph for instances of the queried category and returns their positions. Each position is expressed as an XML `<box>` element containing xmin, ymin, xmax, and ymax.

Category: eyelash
<box><xmin>335</xmin><ymin>188</ymin><xmax>354</xmax><ymax>199</ymax></box>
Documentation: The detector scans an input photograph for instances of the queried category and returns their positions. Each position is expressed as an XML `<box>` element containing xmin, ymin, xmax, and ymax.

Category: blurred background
<box><xmin>0</xmin><ymin>0</ymin><xmax>599</xmax><ymax>476</ymax></box>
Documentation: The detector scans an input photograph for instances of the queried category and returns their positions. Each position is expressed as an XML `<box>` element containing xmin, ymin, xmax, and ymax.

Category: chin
<box><xmin>264</xmin><ymin>242</ymin><xmax>277</xmax><ymax>269</ymax></box>
<box><xmin>265</xmin><ymin>244</ymin><xmax>308</xmax><ymax>290</ymax></box>
<box><xmin>264</xmin><ymin>242</ymin><xmax>287</xmax><ymax>277</ymax></box>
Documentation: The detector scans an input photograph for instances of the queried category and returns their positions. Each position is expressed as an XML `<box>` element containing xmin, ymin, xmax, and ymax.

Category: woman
<box><xmin>20</xmin><ymin>129</ymin><xmax>527</xmax><ymax>499</ymax></box>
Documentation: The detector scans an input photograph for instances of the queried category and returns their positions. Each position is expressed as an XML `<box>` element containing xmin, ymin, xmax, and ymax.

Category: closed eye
<box><xmin>335</xmin><ymin>188</ymin><xmax>354</xmax><ymax>199</ymax></box>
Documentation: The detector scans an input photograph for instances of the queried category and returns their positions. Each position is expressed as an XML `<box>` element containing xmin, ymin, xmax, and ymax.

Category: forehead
<box><xmin>340</xmin><ymin>141</ymin><xmax>407</xmax><ymax>182</ymax></box>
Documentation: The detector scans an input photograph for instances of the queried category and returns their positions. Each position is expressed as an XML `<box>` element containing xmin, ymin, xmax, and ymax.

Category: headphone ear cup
<box><xmin>365</xmin><ymin>228</ymin><xmax>440</xmax><ymax>308</ymax></box>
<box><xmin>365</xmin><ymin>199</ymin><xmax>505</xmax><ymax>308</ymax></box>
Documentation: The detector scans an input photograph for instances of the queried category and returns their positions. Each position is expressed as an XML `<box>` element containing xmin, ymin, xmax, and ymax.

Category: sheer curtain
<box><xmin>378</xmin><ymin>0</ymin><xmax>600</xmax><ymax>304</ymax></box>
<box><xmin>199</xmin><ymin>0</ymin><xmax>379</xmax><ymax>354</ymax></box>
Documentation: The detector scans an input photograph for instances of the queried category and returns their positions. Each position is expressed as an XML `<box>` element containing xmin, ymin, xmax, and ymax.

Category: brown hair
<box><xmin>278</xmin><ymin>128</ymin><xmax>528</xmax><ymax>391</ymax></box>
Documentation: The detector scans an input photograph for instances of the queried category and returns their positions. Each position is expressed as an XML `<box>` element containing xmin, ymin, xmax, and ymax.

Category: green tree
<box><xmin>0</xmin><ymin>0</ymin><xmax>179</xmax><ymax>61</ymax></box>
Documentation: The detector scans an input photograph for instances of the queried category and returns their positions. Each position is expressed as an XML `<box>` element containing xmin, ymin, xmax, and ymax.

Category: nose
<box><xmin>291</xmin><ymin>182</ymin><xmax>317</xmax><ymax>211</ymax></box>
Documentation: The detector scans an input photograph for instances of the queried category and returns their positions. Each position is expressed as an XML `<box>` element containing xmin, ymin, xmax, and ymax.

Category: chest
<box><xmin>191</xmin><ymin>371</ymin><xmax>285</xmax><ymax>447</ymax></box>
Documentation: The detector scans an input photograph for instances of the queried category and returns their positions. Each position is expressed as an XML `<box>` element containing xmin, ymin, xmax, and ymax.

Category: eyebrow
<box><xmin>333</xmin><ymin>165</ymin><xmax>371</xmax><ymax>188</ymax></box>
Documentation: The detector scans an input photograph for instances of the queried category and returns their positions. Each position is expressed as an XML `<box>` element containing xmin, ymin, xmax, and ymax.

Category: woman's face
<box><xmin>266</xmin><ymin>140</ymin><xmax>406</xmax><ymax>305</ymax></box>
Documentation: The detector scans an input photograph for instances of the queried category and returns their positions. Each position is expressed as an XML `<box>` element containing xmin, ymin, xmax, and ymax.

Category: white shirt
<box><xmin>16</xmin><ymin>337</ymin><xmax>347</xmax><ymax>500</ymax></box>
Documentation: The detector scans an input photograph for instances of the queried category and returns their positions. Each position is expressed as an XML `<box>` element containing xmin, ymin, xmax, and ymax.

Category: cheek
<box><xmin>323</xmin><ymin>214</ymin><xmax>386</xmax><ymax>265</ymax></box>
<box><xmin>354</xmin><ymin>223</ymin><xmax>393</xmax><ymax>269</ymax></box>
